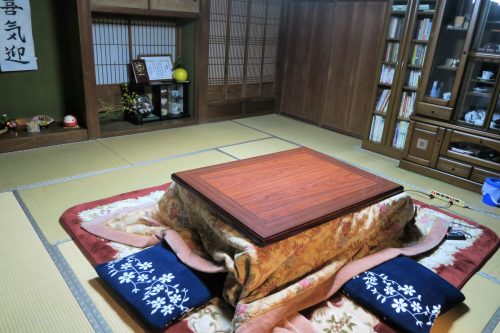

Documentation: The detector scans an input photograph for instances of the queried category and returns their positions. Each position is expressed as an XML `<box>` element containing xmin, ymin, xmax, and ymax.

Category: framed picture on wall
<box><xmin>139</xmin><ymin>55</ymin><xmax>173</xmax><ymax>81</ymax></box>
<box><xmin>131</xmin><ymin>59</ymin><xmax>150</xmax><ymax>84</ymax></box>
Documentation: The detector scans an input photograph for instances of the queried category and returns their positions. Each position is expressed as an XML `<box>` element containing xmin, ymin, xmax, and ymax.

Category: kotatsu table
<box><xmin>172</xmin><ymin>147</ymin><xmax>403</xmax><ymax>245</ymax></box>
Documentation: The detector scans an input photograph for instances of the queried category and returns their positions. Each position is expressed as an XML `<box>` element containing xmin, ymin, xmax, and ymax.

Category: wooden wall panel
<box><xmin>279</xmin><ymin>1</ymin><xmax>387</xmax><ymax>138</ymax></box>
<box><xmin>280</xmin><ymin>2</ymin><xmax>319</xmax><ymax>122</ymax></box>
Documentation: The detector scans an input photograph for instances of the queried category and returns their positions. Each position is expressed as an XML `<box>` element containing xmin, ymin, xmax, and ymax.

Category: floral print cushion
<box><xmin>95</xmin><ymin>243</ymin><xmax>212</xmax><ymax>330</ymax></box>
<box><xmin>342</xmin><ymin>256</ymin><xmax>465</xmax><ymax>333</ymax></box>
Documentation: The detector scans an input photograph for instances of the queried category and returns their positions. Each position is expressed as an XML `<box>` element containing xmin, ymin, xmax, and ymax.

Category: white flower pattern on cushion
<box><xmin>354</xmin><ymin>271</ymin><xmax>443</xmax><ymax>328</ymax></box>
<box><xmin>105</xmin><ymin>255</ymin><xmax>190</xmax><ymax>317</ymax></box>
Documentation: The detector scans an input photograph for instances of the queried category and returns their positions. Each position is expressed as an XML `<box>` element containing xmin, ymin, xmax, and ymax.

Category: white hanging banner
<box><xmin>0</xmin><ymin>0</ymin><xmax>37</xmax><ymax>72</ymax></box>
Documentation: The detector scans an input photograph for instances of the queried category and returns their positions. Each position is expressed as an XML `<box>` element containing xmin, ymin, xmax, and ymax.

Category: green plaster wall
<box><xmin>0</xmin><ymin>0</ymin><xmax>83</xmax><ymax>121</ymax></box>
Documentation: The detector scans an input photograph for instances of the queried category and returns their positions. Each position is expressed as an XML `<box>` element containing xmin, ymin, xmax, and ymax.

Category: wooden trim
<box><xmin>399</xmin><ymin>159</ymin><xmax>482</xmax><ymax>192</ymax></box>
<box><xmin>77</xmin><ymin>0</ymin><xmax>100</xmax><ymax>139</ymax></box>
<box><xmin>430</xmin><ymin>127</ymin><xmax>445</xmax><ymax>168</ymax></box>
<box><xmin>91</xmin><ymin>5</ymin><xmax>200</xmax><ymax>21</ymax></box>
<box><xmin>196</xmin><ymin>0</ymin><xmax>210</xmax><ymax>122</ymax></box>
<box><xmin>241</xmin><ymin>0</ymin><xmax>253</xmax><ymax>99</ymax></box>
<box><xmin>223</xmin><ymin>0</ymin><xmax>232</xmax><ymax>100</ymax></box>
<box><xmin>259</xmin><ymin>0</ymin><xmax>270</xmax><ymax>96</ymax></box>
<box><xmin>401</xmin><ymin>119</ymin><xmax>415</xmax><ymax>158</ymax></box>
<box><xmin>275</xmin><ymin>0</ymin><xmax>290</xmax><ymax>113</ymax></box>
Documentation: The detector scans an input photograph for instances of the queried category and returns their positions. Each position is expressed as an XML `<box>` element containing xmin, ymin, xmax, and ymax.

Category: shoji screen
<box><xmin>92</xmin><ymin>17</ymin><xmax>176</xmax><ymax>85</ymax></box>
<box><xmin>208</xmin><ymin>0</ymin><xmax>282</xmax><ymax>101</ymax></box>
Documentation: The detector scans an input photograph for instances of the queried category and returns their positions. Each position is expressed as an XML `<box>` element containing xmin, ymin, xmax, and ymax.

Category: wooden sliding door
<box><xmin>279</xmin><ymin>1</ymin><xmax>387</xmax><ymax>138</ymax></box>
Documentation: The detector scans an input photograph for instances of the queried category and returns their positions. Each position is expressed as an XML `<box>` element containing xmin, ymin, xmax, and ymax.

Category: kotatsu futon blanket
<box><xmin>83</xmin><ymin>182</ymin><xmax>423</xmax><ymax>331</ymax></box>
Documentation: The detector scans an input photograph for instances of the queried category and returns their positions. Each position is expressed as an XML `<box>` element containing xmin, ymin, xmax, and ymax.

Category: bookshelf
<box><xmin>363</xmin><ymin>0</ymin><xmax>438</xmax><ymax>158</ymax></box>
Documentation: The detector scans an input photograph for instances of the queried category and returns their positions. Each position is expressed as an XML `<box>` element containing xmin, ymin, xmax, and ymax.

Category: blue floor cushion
<box><xmin>95</xmin><ymin>243</ymin><xmax>212</xmax><ymax>330</ymax></box>
<box><xmin>342</xmin><ymin>256</ymin><xmax>465</xmax><ymax>333</ymax></box>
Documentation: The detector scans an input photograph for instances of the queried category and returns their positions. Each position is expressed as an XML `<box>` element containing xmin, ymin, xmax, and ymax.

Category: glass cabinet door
<box><xmin>490</xmin><ymin>94</ymin><xmax>500</xmax><ymax>131</ymax></box>
<box><xmin>424</xmin><ymin>0</ymin><xmax>477</xmax><ymax>104</ymax></box>
<box><xmin>455</xmin><ymin>58</ymin><xmax>499</xmax><ymax>129</ymax></box>
<box><xmin>368</xmin><ymin>0</ymin><xmax>411</xmax><ymax>143</ymax></box>
<box><xmin>472</xmin><ymin>0</ymin><xmax>500</xmax><ymax>54</ymax></box>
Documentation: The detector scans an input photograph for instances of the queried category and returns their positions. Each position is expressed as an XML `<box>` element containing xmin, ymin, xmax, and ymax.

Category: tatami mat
<box><xmin>0</xmin><ymin>141</ymin><xmax>128</xmax><ymax>192</ymax></box>
<box><xmin>0</xmin><ymin>192</ymin><xmax>93</xmax><ymax>333</ymax></box>
<box><xmin>432</xmin><ymin>275</ymin><xmax>500</xmax><ymax>332</ymax></box>
<box><xmin>219</xmin><ymin>137</ymin><xmax>298</xmax><ymax>159</ymax></box>
<box><xmin>3</xmin><ymin>115</ymin><xmax>498</xmax><ymax>333</ymax></box>
<box><xmin>98</xmin><ymin>121</ymin><xmax>270</xmax><ymax>164</ymax></box>
<box><xmin>58</xmin><ymin>241</ymin><xmax>143</xmax><ymax>333</ymax></box>
<box><xmin>234</xmin><ymin>115</ymin><xmax>361</xmax><ymax>154</ymax></box>
<box><xmin>19</xmin><ymin>150</ymin><xmax>235</xmax><ymax>243</ymax></box>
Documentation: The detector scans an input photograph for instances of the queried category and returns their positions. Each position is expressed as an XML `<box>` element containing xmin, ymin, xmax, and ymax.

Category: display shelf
<box><xmin>0</xmin><ymin>126</ymin><xmax>88</xmax><ymax>153</ymax></box>
<box><xmin>99</xmin><ymin>116</ymin><xmax>196</xmax><ymax>138</ymax></box>
<box><xmin>403</xmin><ymin>85</ymin><xmax>418</xmax><ymax>91</ymax></box>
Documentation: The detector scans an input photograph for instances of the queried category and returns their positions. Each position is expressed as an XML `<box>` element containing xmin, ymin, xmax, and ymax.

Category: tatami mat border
<box><xmin>13</xmin><ymin>191</ymin><xmax>112</xmax><ymax>333</ymax></box>
<box><xmin>482</xmin><ymin>306</ymin><xmax>500</xmax><ymax>333</ymax></box>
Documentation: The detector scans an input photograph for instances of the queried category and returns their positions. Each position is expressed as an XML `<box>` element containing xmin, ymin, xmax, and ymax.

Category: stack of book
<box><xmin>385</xmin><ymin>42</ymin><xmax>400</xmax><ymax>63</ymax></box>
<box><xmin>369</xmin><ymin>115</ymin><xmax>385</xmax><ymax>143</ymax></box>
<box><xmin>398</xmin><ymin>92</ymin><xmax>416</xmax><ymax>119</ymax></box>
<box><xmin>380</xmin><ymin>65</ymin><xmax>395</xmax><ymax>84</ymax></box>
<box><xmin>388</xmin><ymin>17</ymin><xmax>403</xmax><ymax>39</ymax></box>
<box><xmin>410</xmin><ymin>45</ymin><xmax>427</xmax><ymax>66</ymax></box>
<box><xmin>375</xmin><ymin>89</ymin><xmax>391</xmax><ymax>113</ymax></box>
<box><xmin>416</xmin><ymin>18</ymin><xmax>432</xmax><ymax>40</ymax></box>
<box><xmin>407</xmin><ymin>70</ymin><xmax>421</xmax><ymax>87</ymax></box>
<box><xmin>392</xmin><ymin>121</ymin><xmax>409</xmax><ymax>149</ymax></box>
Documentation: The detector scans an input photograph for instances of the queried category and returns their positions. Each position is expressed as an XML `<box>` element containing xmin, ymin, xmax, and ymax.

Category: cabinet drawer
<box><xmin>436</xmin><ymin>157</ymin><xmax>472</xmax><ymax>178</ymax></box>
<box><xmin>91</xmin><ymin>0</ymin><xmax>148</xmax><ymax>9</ymax></box>
<box><xmin>470</xmin><ymin>167</ymin><xmax>500</xmax><ymax>184</ymax></box>
<box><xmin>415</xmin><ymin>102</ymin><xmax>453</xmax><ymax>121</ymax></box>
<box><xmin>449</xmin><ymin>130</ymin><xmax>500</xmax><ymax>153</ymax></box>
<box><xmin>150</xmin><ymin>0</ymin><xmax>199</xmax><ymax>13</ymax></box>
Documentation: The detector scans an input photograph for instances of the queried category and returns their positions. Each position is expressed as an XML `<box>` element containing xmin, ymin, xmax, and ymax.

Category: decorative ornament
<box><xmin>63</xmin><ymin>115</ymin><xmax>78</xmax><ymax>127</ymax></box>
<box><xmin>173</xmin><ymin>68</ymin><xmax>188</xmax><ymax>82</ymax></box>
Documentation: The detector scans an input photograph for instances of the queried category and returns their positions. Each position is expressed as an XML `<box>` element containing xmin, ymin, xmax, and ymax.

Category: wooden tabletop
<box><xmin>172</xmin><ymin>148</ymin><xmax>403</xmax><ymax>246</ymax></box>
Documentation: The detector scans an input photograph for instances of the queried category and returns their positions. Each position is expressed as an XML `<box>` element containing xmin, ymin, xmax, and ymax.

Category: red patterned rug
<box><xmin>60</xmin><ymin>182</ymin><xmax>498</xmax><ymax>332</ymax></box>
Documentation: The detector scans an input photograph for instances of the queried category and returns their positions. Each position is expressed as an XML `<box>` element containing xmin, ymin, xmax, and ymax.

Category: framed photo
<box><xmin>131</xmin><ymin>59</ymin><xmax>149</xmax><ymax>84</ymax></box>
<box><xmin>139</xmin><ymin>54</ymin><xmax>173</xmax><ymax>81</ymax></box>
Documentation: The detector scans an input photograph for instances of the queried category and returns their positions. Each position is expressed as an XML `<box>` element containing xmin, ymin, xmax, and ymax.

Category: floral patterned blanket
<box><xmin>60</xmin><ymin>182</ymin><xmax>499</xmax><ymax>332</ymax></box>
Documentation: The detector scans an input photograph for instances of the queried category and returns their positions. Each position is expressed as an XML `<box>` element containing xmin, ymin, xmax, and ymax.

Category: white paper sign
<box><xmin>0</xmin><ymin>0</ymin><xmax>37</xmax><ymax>72</ymax></box>
<box><xmin>140</xmin><ymin>55</ymin><xmax>173</xmax><ymax>81</ymax></box>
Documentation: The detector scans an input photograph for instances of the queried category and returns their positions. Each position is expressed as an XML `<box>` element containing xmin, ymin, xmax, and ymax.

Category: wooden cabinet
<box><xmin>401</xmin><ymin>1</ymin><xmax>500</xmax><ymax>192</ymax></box>
<box><xmin>401</xmin><ymin>118</ymin><xmax>500</xmax><ymax>192</ymax></box>
<box><xmin>362</xmin><ymin>0</ymin><xmax>439</xmax><ymax>158</ymax></box>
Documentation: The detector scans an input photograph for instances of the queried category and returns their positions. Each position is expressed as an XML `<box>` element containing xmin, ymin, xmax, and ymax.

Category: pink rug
<box><xmin>60</xmin><ymin>183</ymin><xmax>498</xmax><ymax>332</ymax></box>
